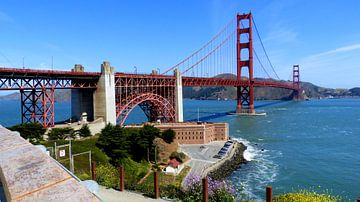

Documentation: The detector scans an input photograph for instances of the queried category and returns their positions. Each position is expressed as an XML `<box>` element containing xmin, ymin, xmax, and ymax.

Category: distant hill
<box><xmin>349</xmin><ymin>87</ymin><xmax>360</xmax><ymax>96</ymax></box>
<box><xmin>183</xmin><ymin>73</ymin><xmax>359</xmax><ymax>100</ymax></box>
<box><xmin>0</xmin><ymin>89</ymin><xmax>71</xmax><ymax>101</ymax></box>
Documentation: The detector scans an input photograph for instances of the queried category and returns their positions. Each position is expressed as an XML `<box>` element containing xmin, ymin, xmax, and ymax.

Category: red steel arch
<box><xmin>116</xmin><ymin>92</ymin><xmax>175</xmax><ymax>126</ymax></box>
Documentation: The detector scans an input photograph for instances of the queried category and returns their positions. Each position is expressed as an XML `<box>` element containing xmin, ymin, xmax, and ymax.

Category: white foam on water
<box><xmin>230</xmin><ymin>137</ymin><xmax>280</xmax><ymax>201</ymax></box>
<box><xmin>233</xmin><ymin>137</ymin><xmax>256</xmax><ymax>161</ymax></box>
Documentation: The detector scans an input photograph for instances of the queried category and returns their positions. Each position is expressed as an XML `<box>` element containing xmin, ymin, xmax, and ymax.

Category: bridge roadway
<box><xmin>0</xmin><ymin>67</ymin><xmax>295</xmax><ymax>90</ymax></box>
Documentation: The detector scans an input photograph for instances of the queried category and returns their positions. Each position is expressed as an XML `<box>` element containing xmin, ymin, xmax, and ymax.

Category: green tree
<box><xmin>48</xmin><ymin>127</ymin><xmax>75</xmax><ymax>140</ymax></box>
<box><xmin>161</xmin><ymin>129</ymin><xmax>176</xmax><ymax>144</ymax></box>
<box><xmin>76</xmin><ymin>124</ymin><xmax>91</xmax><ymax>138</ymax></box>
<box><xmin>96</xmin><ymin>124</ymin><xmax>131</xmax><ymax>166</ymax></box>
<box><xmin>8</xmin><ymin>123</ymin><xmax>46</xmax><ymax>144</ymax></box>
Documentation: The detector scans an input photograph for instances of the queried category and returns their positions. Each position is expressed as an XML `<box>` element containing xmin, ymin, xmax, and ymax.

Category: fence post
<box><xmin>154</xmin><ymin>171</ymin><xmax>160</xmax><ymax>199</ymax></box>
<box><xmin>266</xmin><ymin>186</ymin><xmax>272</xmax><ymax>202</ymax></box>
<box><xmin>91</xmin><ymin>161</ymin><xmax>96</xmax><ymax>181</ymax></box>
<box><xmin>202</xmin><ymin>177</ymin><xmax>208</xmax><ymax>202</ymax></box>
<box><xmin>119</xmin><ymin>165</ymin><xmax>125</xmax><ymax>191</ymax></box>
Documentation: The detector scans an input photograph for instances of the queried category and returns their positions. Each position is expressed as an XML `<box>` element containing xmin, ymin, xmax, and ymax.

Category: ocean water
<box><xmin>0</xmin><ymin>99</ymin><xmax>359</xmax><ymax>200</ymax></box>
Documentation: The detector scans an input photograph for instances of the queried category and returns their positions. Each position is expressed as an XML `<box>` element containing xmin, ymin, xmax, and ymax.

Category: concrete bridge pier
<box><xmin>71</xmin><ymin>62</ymin><xmax>116</xmax><ymax>125</ymax></box>
<box><xmin>93</xmin><ymin>61</ymin><xmax>117</xmax><ymax>124</ymax></box>
<box><xmin>174</xmin><ymin>69</ymin><xmax>184</xmax><ymax>122</ymax></box>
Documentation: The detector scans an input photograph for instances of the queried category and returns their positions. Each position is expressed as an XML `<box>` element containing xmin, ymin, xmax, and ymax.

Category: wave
<box><xmin>229</xmin><ymin>137</ymin><xmax>280</xmax><ymax>201</ymax></box>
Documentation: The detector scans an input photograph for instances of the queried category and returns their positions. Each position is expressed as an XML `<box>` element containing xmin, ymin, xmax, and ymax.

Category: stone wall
<box><xmin>202</xmin><ymin>141</ymin><xmax>247</xmax><ymax>180</ymax></box>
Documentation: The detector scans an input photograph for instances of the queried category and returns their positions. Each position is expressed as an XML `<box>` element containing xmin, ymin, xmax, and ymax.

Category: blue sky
<box><xmin>0</xmin><ymin>0</ymin><xmax>360</xmax><ymax>89</ymax></box>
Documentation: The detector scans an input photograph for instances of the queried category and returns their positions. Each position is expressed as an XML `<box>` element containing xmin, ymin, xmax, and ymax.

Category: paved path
<box><xmin>180</xmin><ymin>141</ymin><xmax>226</xmax><ymax>177</ymax></box>
<box><xmin>98</xmin><ymin>186</ymin><xmax>167</xmax><ymax>202</ymax></box>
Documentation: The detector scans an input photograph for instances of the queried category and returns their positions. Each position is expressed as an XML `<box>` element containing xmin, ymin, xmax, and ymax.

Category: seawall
<box><xmin>202</xmin><ymin>141</ymin><xmax>247</xmax><ymax>180</ymax></box>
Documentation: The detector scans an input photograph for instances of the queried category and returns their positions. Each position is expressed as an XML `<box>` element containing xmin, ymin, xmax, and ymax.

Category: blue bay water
<box><xmin>0</xmin><ymin>99</ymin><xmax>359</xmax><ymax>199</ymax></box>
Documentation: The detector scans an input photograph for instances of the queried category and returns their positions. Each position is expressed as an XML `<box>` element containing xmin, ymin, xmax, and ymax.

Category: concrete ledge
<box><xmin>0</xmin><ymin>126</ymin><xmax>100</xmax><ymax>202</ymax></box>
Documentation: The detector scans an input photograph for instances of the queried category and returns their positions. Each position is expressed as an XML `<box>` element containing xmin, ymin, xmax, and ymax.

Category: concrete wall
<box><xmin>93</xmin><ymin>61</ymin><xmax>117</xmax><ymax>125</ymax></box>
<box><xmin>0</xmin><ymin>126</ymin><xmax>100</xmax><ymax>201</ymax></box>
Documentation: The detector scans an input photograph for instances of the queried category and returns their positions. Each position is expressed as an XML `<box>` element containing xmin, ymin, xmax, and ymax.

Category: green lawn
<box><xmin>41</xmin><ymin>136</ymin><xmax>109</xmax><ymax>180</ymax></box>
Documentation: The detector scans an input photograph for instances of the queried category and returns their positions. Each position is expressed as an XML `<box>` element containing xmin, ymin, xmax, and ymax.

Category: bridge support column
<box><xmin>236</xmin><ymin>13</ymin><xmax>255</xmax><ymax>114</ymax></box>
<box><xmin>174</xmin><ymin>69</ymin><xmax>183</xmax><ymax>122</ymax></box>
<box><xmin>71</xmin><ymin>64</ymin><xmax>94</xmax><ymax>122</ymax></box>
<box><xmin>93</xmin><ymin>61</ymin><xmax>116</xmax><ymax>124</ymax></box>
<box><xmin>20</xmin><ymin>87</ymin><xmax>55</xmax><ymax>128</ymax></box>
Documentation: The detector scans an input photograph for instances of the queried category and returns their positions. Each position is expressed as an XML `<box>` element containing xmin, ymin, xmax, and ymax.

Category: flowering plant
<box><xmin>183</xmin><ymin>174</ymin><xmax>235</xmax><ymax>202</ymax></box>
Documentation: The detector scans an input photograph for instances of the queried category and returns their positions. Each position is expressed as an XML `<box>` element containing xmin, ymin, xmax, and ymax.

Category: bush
<box><xmin>95</xmin><ymin>163</ymin><xmax>118</xmax><ymax>189</ymax></box>
<box><xmin>96</xmin><ymin>124</ymin><xmax>132</xmax><ymax>166</ymax></box>
<box><xmin>96</xmin><ymin>124</ymin><xmax>163</xmax><ymax>165</ymax></box>
<box><xmin>274</xmin><ymin>189</ymin><xmax>341</xmax><ymax>202</ymax></box>
<box><xmin>47</xmin><ymin>127</ymin><xmax>74</xmax><ymax>140</ymax></box>
<box><xmin>182</xmin><ymin>174</ymin><xmax>235</xmax><ymax>202</ymax></box>
<box><xmin>8</xmin><ymin>123</ymin><xmax>46</xmax><ymax>144</ymax></box>
<box><xmin>170</xmin><ymin>151</ymin><xmax>186</xmax><ymax>163</ymax></box>
<box><xmin>161</xmin><ymin>129</ymin><xmax>176</xmax><ymax>144</ymax></box>
<box><xmin>76</xmin><ymin>124</ymin><xmax>91</xmax><ymax>138</ymax></box>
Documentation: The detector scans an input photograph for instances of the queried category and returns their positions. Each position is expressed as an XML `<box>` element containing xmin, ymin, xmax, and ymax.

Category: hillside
<box><xmin>0</xmin><ymin>89</ymin><xmax>71</xmax><ymax>101</ymax></box>
<box><xmin>183</xmin><ymin>73</ymin><xmax>359</xmax><ymax>100</ymax></box>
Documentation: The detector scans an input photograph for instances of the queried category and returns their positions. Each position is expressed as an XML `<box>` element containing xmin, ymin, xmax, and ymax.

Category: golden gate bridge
<box><xmin>0</xmin><ymin>13</ymin><xmax>300</xmax><ymax>128</ymax></box>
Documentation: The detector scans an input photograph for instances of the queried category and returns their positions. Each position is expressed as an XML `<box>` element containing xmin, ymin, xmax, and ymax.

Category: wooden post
<box><xmin>91</xmin><ymin>161</ymin><xmax>96</xmax><ymax>181</ymax></box>
<box><xmin>119</xmin><ymin>165</ymin><xmax>125</xmax><ymax>191</ymax></box>
<box><xmin>202</xmin><ymin>177</ymin><xmax>208</xmax><ymax>202</ymax></box>
<box><xmin>154</xmin><ymin>171</ymin><xmax>160</xmax><ymax>199</ymax></box>
<box><xmin>266</xmin><ymin>186</ymin><xmax>272</xmax><ymax>202</ymax></box>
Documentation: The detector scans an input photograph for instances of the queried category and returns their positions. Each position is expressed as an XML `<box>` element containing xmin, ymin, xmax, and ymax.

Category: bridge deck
<box><xmin>0</xmin><ymin>126</ymin><xmax>100</xmax><ymax>201</ymax></box>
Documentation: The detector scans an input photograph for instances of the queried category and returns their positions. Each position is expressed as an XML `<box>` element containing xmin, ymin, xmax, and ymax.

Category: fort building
<box><xmin>126</xmin><ymin>122</ymin><xmax>229</xmax><ymax>144</ymax></box>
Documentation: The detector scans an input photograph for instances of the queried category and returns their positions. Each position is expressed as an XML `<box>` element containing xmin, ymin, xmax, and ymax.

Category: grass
<box><xmin>135</xmin><ymin>165</ymin><xmax>191</xmax><ymax>198</ymax></box>
<box><xmin>40</xmin><ymin>135</ymin><xmax>110</xmax><ymax>180</ymax></box>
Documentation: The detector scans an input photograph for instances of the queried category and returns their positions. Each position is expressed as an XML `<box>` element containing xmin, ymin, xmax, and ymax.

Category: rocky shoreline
<box><xmin>202</xmin><ymin>141</ymin><xmax>247</xmax><ymax>180</ymax></box>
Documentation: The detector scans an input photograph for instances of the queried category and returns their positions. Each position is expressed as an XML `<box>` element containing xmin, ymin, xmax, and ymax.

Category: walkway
<box><xmin>98</xmin><ymin>186</ymin><xmax>167</xmax><ymax>202</ymax></box>
<box><xmin>180</xmin><ymin>141</ymin><xmax>226</xmax><ymax>177</ymax></box>
<box><xmin>0</xmin><ymin>126</ymin><xmax>100</xmax><ymax>201</ymax></box>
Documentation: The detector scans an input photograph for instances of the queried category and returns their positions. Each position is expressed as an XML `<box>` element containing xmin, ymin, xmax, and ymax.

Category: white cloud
<box><xmin>299</xmin><ymin>43</ymin><xmax>360</xmax><ymax>88</ymax></box>
<box><xmin>308</xmin><ymin>43</ymin><xmax>360</xmax><ymax>59</ymax></box>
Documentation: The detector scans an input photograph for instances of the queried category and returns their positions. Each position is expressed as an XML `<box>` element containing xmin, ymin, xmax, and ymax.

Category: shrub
<box><xmin>8</xmin><ymin>123</ymin><xmax>46</xmax><ymax>144</ymax></box>
<box><xmin>95</xmin><ymin>163</ymin><xmax>118</xmax><ymax>189</ymax></box>
<box><xmin>96</xmin><ymin>124</ymin><xmax>162</xmax><ymax>165</ymax></box>
<box><xmin>76</xmin><ymin>124</ymin><xmax>91</xmax><ymax>138</ymax></box>
<box><xmin>161</xmin><ymin>129</ymin><xmax>176</xmax><ymax>144</ymax></box>
<box><xmin>274</xmin><ymin>189</ymin><xmax>341</xmax><ymax>202</ymax></box>
<box><xmin>182</xmin><ymin>174</ymin><xmax>235</xmax><ymax>202</ymax></box>
<box><xmin>160</xmin><ymin>184</ymin><xmax>183</xmax><ymax>199</ymax></box>
<box><xmin>47</xmin><ymin>127</ymin><xmax>74</xmax><ymax>140</ymax></box>
<box><xmin>170</xmin><ymin>151</ymin><xmax>186</xmax><ymax>163</ymax></box>
<box><xmin>96</xmin><ymin>124</ymin><xmax>131</xmax><ymax>166</ymax></box>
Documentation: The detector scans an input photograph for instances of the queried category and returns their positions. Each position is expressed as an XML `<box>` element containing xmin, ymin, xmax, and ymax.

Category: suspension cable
<box><xmin>162</xmin><ymin>16</ymin><xmax>236</xmax><ymax>75</ymax></box>
<box><xmin>252</xmin><ymin>16</ymin><xmax>280</xmax><ymax>80</ymax></box>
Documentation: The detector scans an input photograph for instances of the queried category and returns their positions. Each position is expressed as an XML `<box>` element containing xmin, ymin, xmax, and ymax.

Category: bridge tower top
<box><xmin>293</xmin><ymin>64</ymin><xmax>300</xmax><ymax>99</ymax></box>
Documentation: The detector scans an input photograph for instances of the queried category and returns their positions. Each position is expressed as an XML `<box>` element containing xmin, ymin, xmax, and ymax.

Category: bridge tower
<box><xmin>236</xmin><ymin>13</ymin><xmax>255</xmax><ymax>114</ymax></box>
<box><xmin>293</xmin><ymin>64</ymin><xmax>300</xmax><ymax>100</ymax></box>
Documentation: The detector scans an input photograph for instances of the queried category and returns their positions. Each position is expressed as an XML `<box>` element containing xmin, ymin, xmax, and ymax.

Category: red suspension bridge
<box><xmin>0</xmin><ymin>13</ymin><xmax>300</xmax><ymax>128</ymax></box>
